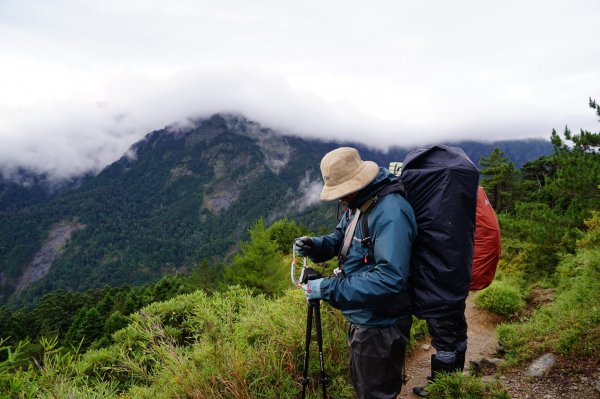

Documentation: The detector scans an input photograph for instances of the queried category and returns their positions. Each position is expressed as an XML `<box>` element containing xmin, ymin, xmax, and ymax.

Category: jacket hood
<box><xmin>347</xmin><ymin>168</ymin><xmax>398</xmax><ymax>210</ymax></box>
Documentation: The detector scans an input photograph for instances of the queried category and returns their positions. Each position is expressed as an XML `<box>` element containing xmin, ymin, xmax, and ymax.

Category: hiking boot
<box><xmin>412</xmin><ymin>355</ymin><xmax>436</xmax><ymax>397</ymax></box>
<box><xmin>412</xmin><ymin>385</ymin><xmax>429</xmax><ymax>397</ymax></box>
<box><xmin>456</xmin><ymin>350</ymin><xmax>466</xmax><ymax>371</ymax></box>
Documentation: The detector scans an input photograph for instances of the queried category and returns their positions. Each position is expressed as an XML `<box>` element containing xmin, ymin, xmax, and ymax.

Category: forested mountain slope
<box><xmin>2</xmin><ymin>100</ymin><xmax>598</xmax><ymax>398</ymax></box>
<box><xmin>0</xmin><ymin>114</ymin><xmax>552</xmax><ymax>305</ymax></box>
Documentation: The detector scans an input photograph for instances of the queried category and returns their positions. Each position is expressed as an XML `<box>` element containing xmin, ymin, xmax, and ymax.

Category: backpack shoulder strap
<box><xmin>338</xmin><ymin>180</ymin><xmax>406</xmax><ymax>268</ymax></box>
<box><xmin>338</xmin><ymin>208</ymin><xmax>362</xmax><ymax>266</ymax></box>
<box><xmin>337</xmin><ymin>197</ymin><xmax>377</xmax><ymax>267</ymax></box>
<box><xmin>360</xmin><ymin>180</ymin><xmax>406</xmax><ymax>250</ymax></box>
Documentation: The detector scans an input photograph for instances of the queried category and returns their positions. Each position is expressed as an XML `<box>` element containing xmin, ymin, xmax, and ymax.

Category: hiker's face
<box><xmin>339</xmin><ymin>192</ymin><xmax>358</xmax><ymax>207</ymax></box>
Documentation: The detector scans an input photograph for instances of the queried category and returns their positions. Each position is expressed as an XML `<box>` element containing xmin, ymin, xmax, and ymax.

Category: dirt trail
<box><xmin>398</xmin><ymin>293</ymin><xmax>600</xmax><ymax>399</ymax></box>
<box><xmin>399</xmin><ymin>293</ymin><xmax>503</xmax><ymax>398</ymax></box>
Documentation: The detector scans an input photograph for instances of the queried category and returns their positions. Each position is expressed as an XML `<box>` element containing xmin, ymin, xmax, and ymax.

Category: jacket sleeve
<box><xmin>308</xmin><ymin>214</ymin><xmax>348</xmax><ymax>263</ymax></box>
<box><xmin>319</xmin><ymin>196</ymin><xmax>417</xmax><ymax>309</ymax></box>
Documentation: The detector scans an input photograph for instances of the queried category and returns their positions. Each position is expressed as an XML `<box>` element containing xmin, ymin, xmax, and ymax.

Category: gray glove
<box><xmin>294</xmin><ymin>236</ymin><xmax>315</xmax><ymax>257</ymax></box>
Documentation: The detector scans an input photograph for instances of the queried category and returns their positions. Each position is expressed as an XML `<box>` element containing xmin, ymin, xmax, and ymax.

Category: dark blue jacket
<box><xmin>308</xmin><ymin>169</ymin><xmax>417</xmax><ymax>327</ymax></box>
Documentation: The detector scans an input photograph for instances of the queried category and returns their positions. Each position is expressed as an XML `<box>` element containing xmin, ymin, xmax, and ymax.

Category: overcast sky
<box><xmin>1</xmin><ymin>0</ymin><xmax>599</xmax><ymax>180</ymax></box>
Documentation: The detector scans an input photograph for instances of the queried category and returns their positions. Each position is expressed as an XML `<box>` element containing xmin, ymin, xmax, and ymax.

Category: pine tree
<box><xmin>103</xmin><ymin>310</ymin><xmax>129</xmax><ymax>337</ymax></box>
<box><xmin>479</xmin><ymin>148</ymin><xmax>519</xmax><ymax>212</ymax></box>
<box><xmin>266</xmin><ymin>218</ymin><xmax>310</xmax><ymax>254</ymax></box>
<box><xmin>78</xmin><ymin>307</ymin><xmax>104</xmax><ymax>349</ymax></box>
<box><xmin>224</xmin><ymin>219</ymin><xmax>288</xmax><ymax>296</ymax></box>
<box><xmin>546</xmin><ymin>99</ymin><xmax>600</xmax><ymax>223</ymax></box>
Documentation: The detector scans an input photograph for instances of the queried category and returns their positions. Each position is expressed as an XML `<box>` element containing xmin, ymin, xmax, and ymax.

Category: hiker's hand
<box><xmin>301</xmin><ymin>278</ymin><xmax>323</xmax><ymax>300</ymax></box>
<box><xmin>294</xmin><ymin>236</ymin><xmax>314</xmax><ymax>257</ymax></box>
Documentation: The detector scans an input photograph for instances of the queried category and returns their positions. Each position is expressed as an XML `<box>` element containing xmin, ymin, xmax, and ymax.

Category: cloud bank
<box><xmin>1</xmin><ymin>0</ymin><xmax>599</xmax><ymax>180</ymax></box>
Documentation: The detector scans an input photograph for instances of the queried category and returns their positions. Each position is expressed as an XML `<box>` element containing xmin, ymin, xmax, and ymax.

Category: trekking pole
<box><xmin>312</xmin><ymin>299</ymin><xmax>328</xmax><ymax>398</ymax></box>
<box><xmin>301</xmin><ymin>298</ymin><xmax>328</xmax><ymax>399</ymax></box>
<box><xmin>292</xmin><ymin>248</ymin><xmax>328</xmax><ymax>399</ymax></box>
<box><xmin>301</xmin><ymin>298</ymin><xmax>314</xmax><ymax>399</ymax></box>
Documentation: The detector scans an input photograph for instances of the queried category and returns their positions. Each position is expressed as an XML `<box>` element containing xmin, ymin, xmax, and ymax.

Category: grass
<box><xmin>497</xmin><ymin>247</ymin><xmax>600</xmax><ymax>364</ymax></box>
<box><xmin>2</xmin><ymin>286</ymin><xmax>430</xmax><ymax>399</ymax></box>
<box><xmin>424</xmin><ymin>372</ymin><xmax>511</xmax><ymax>399</ymax></box>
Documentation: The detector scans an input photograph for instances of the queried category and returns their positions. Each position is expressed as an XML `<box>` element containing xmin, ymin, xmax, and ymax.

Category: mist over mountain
<box><xmin>0</xmin><ymin>171</ymin><xmax>91</xmax><ymax>212</ymax></box>
<box><xmin>0</xmin><ymin>114</ymin><xmax>552</xmax><ymax>306</ymax></box>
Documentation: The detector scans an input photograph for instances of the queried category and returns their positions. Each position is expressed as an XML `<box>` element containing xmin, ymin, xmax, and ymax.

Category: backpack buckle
<box><xmin>360</xmin><ymin>236</ymin><xmax>372</xmax><ymax>247</ymax></box>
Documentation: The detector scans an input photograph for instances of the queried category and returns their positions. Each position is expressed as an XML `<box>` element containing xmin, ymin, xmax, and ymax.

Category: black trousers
<box><xmin>348</xmin><ymin>318</ymin><xmax>412</xmax><ymax>399</ymax></box>
<box><xmin>426</xmin><ymin>310</ymin><xmax>468</xmax><ymax>356</ymax></box>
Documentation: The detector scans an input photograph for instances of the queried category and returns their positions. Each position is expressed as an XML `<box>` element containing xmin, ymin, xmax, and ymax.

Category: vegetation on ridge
<box><xmin>0</xmin><ymin>101</ymin><xmax>599</xmax><ymax>397</ymax></box>
<box><xmin>0</xmin><ymin>112</ymin><xmax>552</xmax><ymax>307</ymax></box>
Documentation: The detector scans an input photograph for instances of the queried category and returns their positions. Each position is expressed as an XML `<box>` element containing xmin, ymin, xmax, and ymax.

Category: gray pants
<box><xmin>348</xmin><ymin>318</ymin><xmax>412</xmax><ymax>399</ymax></box>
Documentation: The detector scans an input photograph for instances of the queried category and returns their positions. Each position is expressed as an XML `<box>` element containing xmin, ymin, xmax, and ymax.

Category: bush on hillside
<box><xmin>77</xmin><ymin>287</ymin><xmax>355</xmax><ymax>398</ymax></box>
<box><xmin>1</xmin><ymin>285</ymin><xmax>433</xmax><ymax>398</ymax></box>
<box><xmin>474</xmin><ymin>279</ymin><xmax>525</xmax><ymax>318</ymax></box>
<box><xmin>497</xmin><ymin>215</ymin><xmax>600</xmax><ymax>363</ymax></box>
<box><xmin>496</xmin><ymin>204</ymin><xmax>573</xmax><ymax>281</ymax></box>
<box><xmin>266</xmin><ymin>218</ymin><xmax>310</xmax><ymax>254</ymax></box>
<box><xmin>575</xmin><ymin>211</ymin><xmax>600</xmax><ymax>250</ymax></box>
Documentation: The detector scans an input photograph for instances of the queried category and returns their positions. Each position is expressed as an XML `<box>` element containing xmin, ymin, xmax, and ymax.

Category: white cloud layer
<box><xmin>1</xmin><ymin>0</ymin><xmax>599</xmax><ymax>180</ymax></box>
<box><xmin>290</xmin><ymin>173</ymin><xmax>324</xmax><ymax>213</ymax></box>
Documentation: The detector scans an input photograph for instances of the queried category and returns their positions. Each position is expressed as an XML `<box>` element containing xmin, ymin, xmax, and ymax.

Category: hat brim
<box><xmin>320</xmin><ymin>161</ymin><xmax>379</xmax><ymax>201</ymax></box>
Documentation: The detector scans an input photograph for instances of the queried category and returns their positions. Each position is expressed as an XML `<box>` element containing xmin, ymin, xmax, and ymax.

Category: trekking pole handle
<box><xmin>291</xmin><ymin>247</ymin><xmax>308</xmax><ymax>287</ymax></box>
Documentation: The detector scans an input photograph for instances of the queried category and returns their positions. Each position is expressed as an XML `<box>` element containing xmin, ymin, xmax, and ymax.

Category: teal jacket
<box><xmin>310</xmin><ymin>168</ymin><xmax>417</xmax><ymax>327</ymax></box>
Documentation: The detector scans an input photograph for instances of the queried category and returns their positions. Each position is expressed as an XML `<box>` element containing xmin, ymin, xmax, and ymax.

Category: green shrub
<box><xmin>576</xmin><ymin>211</ymin><xmax>600</xmax><ymax>250</ymax></box>
<box><xmin>424</xmin><ymin>372</ymin><xmax>511</xmax><ymax>399</ymax></box>
<box><xmin>115</xmin><ymin>287</ymin><xmax>354</xmax><ymax>398</ymax></box>
<box><xmin>267</xmin><ymin>218</ymin><xmax>310</xmax><ymax>254</ymax></box>
<box><xmin>496</xmin><ymin>203</ymin><xmax>580</xmax><ymax>282</ymax></box>
<box><xmin>0</xmin><ymin>285</ymin><xmax>467</xmax><ymax>398</ymax></box>
<box><xmin>408</xmin><ymin>317</ymin><xmax>429</xmax><ymax>350</ymax></box>
<box><xmin>497</xmin><ymin>248</ymin><xmax>600</xmax><ymax>363</ymax></box>
<box><xmin>223</xmin><ymin>219</ymin><xmax>290</xmax><ymax>296</ymax></box>
<box><xmin>474</xmin><ymin>280</ymin><xmax>525</xmax><ymax>317</ymax></box>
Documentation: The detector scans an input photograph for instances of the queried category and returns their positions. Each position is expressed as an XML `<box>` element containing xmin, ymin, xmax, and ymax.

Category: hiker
<box><xmin>294</xmin><ymin>147</ymin><xmax>417</xmax><ymax>399</ymax></box>
<box><xmin>387</xmin><ymin>149</ymin><xmax>482</xmax><ymax>397</ymax></box>
<box><xmin>399</xmin><ymin>147</ymin><xmax>479</xmax><ymax>398</ymax></box>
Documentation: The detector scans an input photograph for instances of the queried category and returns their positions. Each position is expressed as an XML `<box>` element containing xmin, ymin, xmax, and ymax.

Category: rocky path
<box><xmin>399</xmin><ymin>293</ymin><xmax>503</xmax><ymax>398</ymax></box>
<box><xmin>398</xmin><ymin>293</ymin><xmax>600</xmax><ymax>398</ymax></box>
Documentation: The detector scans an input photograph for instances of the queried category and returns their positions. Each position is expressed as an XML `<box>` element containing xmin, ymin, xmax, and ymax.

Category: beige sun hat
<box><xmin>320</xmin><ymin>147</ymin><xmax>379</xmax><ymax>201</ymax></box>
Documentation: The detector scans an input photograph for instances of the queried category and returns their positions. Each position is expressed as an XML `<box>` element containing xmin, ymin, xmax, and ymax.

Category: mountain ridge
<box><xmin>0</xmin><ymin>113</ymin><xmax>553</xmax><ymax>306</ymax></box>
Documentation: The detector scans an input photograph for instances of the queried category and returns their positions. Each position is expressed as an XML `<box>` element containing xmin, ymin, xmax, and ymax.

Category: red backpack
<box><xmin>470</xmin><ymin>186</ymin><xmax>501</xmax><ymax>290</ymax></box>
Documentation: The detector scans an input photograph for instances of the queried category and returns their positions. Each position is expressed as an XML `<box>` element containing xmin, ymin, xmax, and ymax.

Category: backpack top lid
<box><xmin>402</xmin><ymin>145</ymin><xmax>478</xmax><ymax>172</ymax></box>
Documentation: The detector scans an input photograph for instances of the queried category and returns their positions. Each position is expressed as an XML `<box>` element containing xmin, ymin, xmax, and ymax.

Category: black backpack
<box><xmin>358</xmin><ymin>145</ymin><xmax>480</xmax><ymax>318</ymax></box>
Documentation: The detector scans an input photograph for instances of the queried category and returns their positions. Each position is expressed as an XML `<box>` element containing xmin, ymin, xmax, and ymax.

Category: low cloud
<box><xmin>1</xmin><ymin>66</ymin><xmax>579</xmax><ymax>182</ymax></box>
<box><xmin>289</xmin><ymin>173</ymin><xmax>324</xmax><ymax>213</ymax></box>
<box><xmin>1</xmin><ymin>0</ymin><xmax>599</xmax><ymax>182</ymax></box>
<box><xmin>0</xmin><ymin>68</ymin><xmax>394</xmax><ymax>181</ymax></box>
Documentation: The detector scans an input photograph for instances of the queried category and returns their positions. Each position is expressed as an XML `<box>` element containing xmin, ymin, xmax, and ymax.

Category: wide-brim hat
<box><xmin>320</xmin><ymin>147</ymin><xmax>379</xmax><ymax>201</ymax></box>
